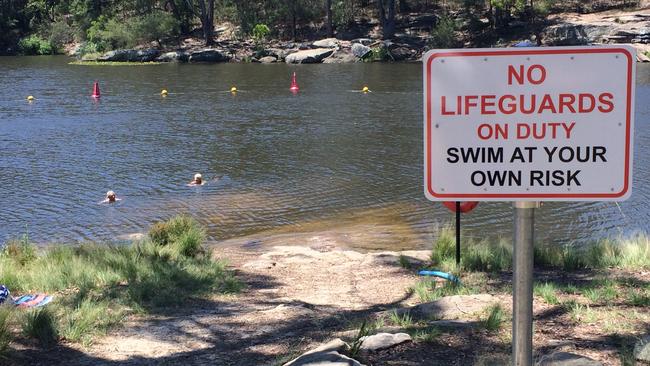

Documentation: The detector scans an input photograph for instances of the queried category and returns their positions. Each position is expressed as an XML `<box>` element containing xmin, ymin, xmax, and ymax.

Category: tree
<box><xmin>195</xmin><ymin>0</ymin><xmax>214</xmax><ymax>46</ymax></box>
<box><xmin>377</xmin><ymin>0</ymin><xmax>395</xmax><ymax>39</ymax></box>
<box><xmin>326</xmin><ymin>0</ymin><xmax>332</xmax><ymax>37</ymax></box>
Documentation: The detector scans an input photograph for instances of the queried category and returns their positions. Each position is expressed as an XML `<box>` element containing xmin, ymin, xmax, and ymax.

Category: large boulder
<box><xmin>377</xmin><ymin>294</ymin><xmax>497</xmax><ymax>321</ymax></box>
<box><xmin>538</xmin><ymin>352</ymin><xmax>602</xmax><ymax>366</ymax></box>
<box><xmin>313</xmin><ymin>38</ymin><xmax>339</xmax><ymax>48</ymax></box>
<box><xmin>157</xmin><ymin>51</ymin><xmax>189</xmax><ymax>62</ymax></box>
<box><xmin>359</xmin><ymin>333</ymin><xmax>411</xmax><ymax>352</ymax></box>
<box><xmin>635</xmin><ymin>335</ymin><xmax>650</xmax><ymax>363</ymax></box>
<box><xmin>98</xmin><ymin>49</ymin><xmax>160</xmax><ymax>62</ymax></box>
<box><xmin>323</xmin><ymin>50</ymin><xmax>357</xmax><ymax>64</ymax></box>
<box><xmin>285</xmin><ymin>48</ymin><xmax>334</xmax><ymax>64</ymax></box>
<box><xmin>542</xmin><ymin>24</ymin><xmax>590</xmax><ymax>46</ymax></box>
<box><xmin>188</xmin><ymin>49</ymin><xmax>230</xmax><ymax>63</ymax></box>
<box><xmin>351</xmin><ymin>43</ymin><xmax>372</xmax><ymax>58</ymax></box>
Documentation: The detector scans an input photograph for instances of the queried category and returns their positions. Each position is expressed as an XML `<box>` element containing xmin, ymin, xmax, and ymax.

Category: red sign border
<box><xmin>425</xmin><ymin>47</ymin><xmax>634</xmax><ymax>200</ymax></box>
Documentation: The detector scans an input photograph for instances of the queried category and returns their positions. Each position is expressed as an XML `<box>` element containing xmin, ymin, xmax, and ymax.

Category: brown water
<box><xmin>0</xmin><ymin>56</ymin><xmax>648</xmax><ymax>249</ymax></box>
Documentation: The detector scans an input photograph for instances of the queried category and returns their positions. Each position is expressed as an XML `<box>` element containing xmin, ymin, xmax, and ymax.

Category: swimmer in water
<box><xmin>188</xmin><ymin>173</ymin><xmax>204</xmax><ymax>186</ymax></box>
<box><xmin>101</xmin><ymin>190</ymin><xmax>121</xmax><ymax>204</ymax></box>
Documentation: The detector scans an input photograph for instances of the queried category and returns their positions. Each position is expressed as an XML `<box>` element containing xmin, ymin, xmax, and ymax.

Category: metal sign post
<box><xmin>513</xmin><ymin>201</ymin><xmax>538</xmax><ymax>366</ymax></box>
<box><xmin>455</xmin><ymin>201</ymin><xmax>461</xmax><ymax>266</ymax></box>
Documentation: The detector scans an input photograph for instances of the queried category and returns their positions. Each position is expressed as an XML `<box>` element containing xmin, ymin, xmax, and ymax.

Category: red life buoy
<box><xmin>442</xmin><ymin>201</ymin><xmax>479</xmax><ymax>213</ymax></box>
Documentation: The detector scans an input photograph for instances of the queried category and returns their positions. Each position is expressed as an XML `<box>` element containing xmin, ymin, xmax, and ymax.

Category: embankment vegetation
<box><xmin>0</xmin><ymin>215</ymin><xmax>240</xmax><ymax>355</ymax></box>
<box><xmin>0</xmin><ymin>0</ymin><xmax>642</xmax><ymax>56</ymax></box>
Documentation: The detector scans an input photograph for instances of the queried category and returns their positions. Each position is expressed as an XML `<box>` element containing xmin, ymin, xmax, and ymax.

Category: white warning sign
<box><xmin>423</xmin><ymin>46</ymin><xmax>635</xmax><ymax>201</ymax></box>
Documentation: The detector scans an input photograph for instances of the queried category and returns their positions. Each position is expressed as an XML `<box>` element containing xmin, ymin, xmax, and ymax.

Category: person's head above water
<box><xmin>106</xmin><ymin>190</ymin><xmax>116</xmax><ymax>203</ymax></box>
<box><xmin>193</xmin><ymin>173</ymin><xmax>202</xmax><ymax>184</ymax></box>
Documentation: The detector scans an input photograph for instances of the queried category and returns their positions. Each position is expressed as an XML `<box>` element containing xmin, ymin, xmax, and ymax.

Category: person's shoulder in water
<box><xmin>100</xmin><ymin>190</ymin><xmax>121</xmax><ymax>204</ymax></box>
<box><xmin>188</xmin><ymin>173</ymin><xmax>205</xmax><ymax>186</ymax></box>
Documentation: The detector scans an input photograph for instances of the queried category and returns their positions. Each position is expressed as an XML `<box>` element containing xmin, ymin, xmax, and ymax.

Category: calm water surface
<box><xmin>0</xmin><ymin>56</ymin><xmax>648</xmax><ymax>249</ymax></box>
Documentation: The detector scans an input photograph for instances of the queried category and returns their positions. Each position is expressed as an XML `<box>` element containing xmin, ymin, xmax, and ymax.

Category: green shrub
<box><xmin>534</xmin><ymin>282</ymin><xmax>559</xmax><ymax>305</ymax></box>
<box><xmin>252</xmin><ymin>23</ymin><xmax>270</xmax><ymax>44</ymax></box>
<box><xmin>148</xmin><ymin>215</ymin><xmax>205</xmax><ymax>258</ymax></box>
<box><xmin>430</xmin><ymin>15</ymin><xmax>458</xmax><ymax>49</ymax></box>
<box><xmin>131</xmin><ymin>11</ymin><xmax>180</xmax><ymax>46</ymax></box>
<box><xmin>22</xmin><ymin>308</ymin><xmax>58</xmax><ymax>347</ymax></box>
<box><xmin>47</xmin><ymin>20</ymin><xmax>75</xmax><ymax>49</ymax></box>
<box><xmin>87</xmin><ymin>16</ymin><xmax>133</xmax><ymax>51</ymax></box>
<box><xmin>18</xmin><ymin>35</ymin><xmax>55</xmax><ymax>55</ymax></box>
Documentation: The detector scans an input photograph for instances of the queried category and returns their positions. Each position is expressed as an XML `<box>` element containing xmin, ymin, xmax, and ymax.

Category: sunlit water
<box><xmin>0</xmin><ymin>56</ymin><xmax>648</xmax><ymax>249</ymax></box>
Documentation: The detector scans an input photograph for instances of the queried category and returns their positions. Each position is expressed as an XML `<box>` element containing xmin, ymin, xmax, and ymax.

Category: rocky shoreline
<box><xmin>76</xmin><ymin>7</ymin><xmax>650</xmax><ymax>65</ymax></box>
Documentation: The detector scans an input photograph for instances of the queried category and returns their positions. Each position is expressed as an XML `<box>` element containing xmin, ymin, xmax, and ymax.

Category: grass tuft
<box><xmin>412</xmin><ymin>279</ymin><xmax>471</xmax><ymax>303</ymax></box>
<box><xmin>388</xmin><ymin>311</ymin><xmax>414</xmax><ymax>328</ymax></box>
<box><xmin>482</xmin><ymin>304</ymin><xmax>504</xmax><ymax>332</ymax></box>
<box><xmin>0</xmin><ymin>305</ymin><xmax>12</xmax><ymax>358</ymax></box>
<box><xmin>412</xmin><ymin>327</ymin><xmax>441</xmax><ymax>343</ymax></box>
<box><xmin>21</xmin><ymin>308</ymin><xmax>58</xmax><ymax>347</ymax></box>
<box><xmin>534</xmin><ymin>282</ymin><xmax>560</xmax><ymax>305</ymax></box>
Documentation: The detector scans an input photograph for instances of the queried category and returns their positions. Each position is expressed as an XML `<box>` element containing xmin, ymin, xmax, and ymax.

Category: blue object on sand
<box><xmin>0</xmin><ymin>285</ymin><xmax>9</xmax><ymax>304</ymax></box>
<box><xmin>418</xmin><ymin>270</ymin><xmax>461</xmax><ymax>285</ymax></box>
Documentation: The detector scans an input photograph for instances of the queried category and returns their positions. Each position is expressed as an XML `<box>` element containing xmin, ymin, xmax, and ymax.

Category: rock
<box><xmin>188</xmin><ymin>49</ymin><xmax>230</xmax><ymax>63</ymax></box>
<box><xmin>284</xmin><ymin>338</ymin><xmax>365</xmax><ymax>366</ymax></box>
<box><xmin>351</xmin><ymin>43</ymin><xmax>371</xmax><ymax>58</ymax></box>
<box><xmin>635</xmin><ymin>335</ymin><xmax>650</xmax><ymax>363</ymax></box>
<box><xmin>313</xmin><ymin>38</ymin><xmax>339</xmax><ymax>48</ymax></box>
<box><xmin>359</xmin><ymin>332</ymin><xmax>411</xmax><ymax>352</ymax></box>
<box><xmin>323</xmin><ymin>50</ymin><xmax>357</xmax><ymax>64</ymax></box>
<box><xmin>98</xmin><ymin>49</ymin><xmax>160</xmax><ymax>62</ymax></box>
<box><xmin>538</xmin><ymin>352</ymin><xmax>602</xmax><ymax>366</ymax></box>
<box><xmin>388</xmin><ymin>46</ymin><xmax>415</xmax><ymax>61</ymax></box>
<box><xmin>378</xmin><ymin>294</ymin><xmax>497</xmax><ymax>321</ymax></box>
<box><xmin>157</xmin><ymin>51</ymin><xmax>188</xmax><ymax>62</ymax></box>
<box><xmin>284</xmin><ymin>352</ymin><xmax>365</xmax><ymax>366</ymax></box>
<box><xmin>542</xmin><ymin>24</ymin><xmax>590</xmax><ymax>46</ymax></box>
<box><xmin>81</xmin><ymin>53</ymin><xmax>100</xmax><ymax>61</ymax></box>
<box><xmin>266</xmin><ymin>48</ymin><xmax>288</xmax><ymax>61</ymax></box>
<box><xmin>259</xmin><ymin>56</ymin><xmax>277</xmax><ymax>63</ymax></box>
<box><xmin>285</xmin><ymin>48</ymin><xmax>334</xmax><ymax>64</ymax></box>
<box><xmin>637</xmin><ymin>51</ymin><xmax>650</xmax><ymax>62</ymax></box>
<box><xmin>352</xmin><ymin>38</ymin><xmax>373</xmax><ymax>46</ymax></box>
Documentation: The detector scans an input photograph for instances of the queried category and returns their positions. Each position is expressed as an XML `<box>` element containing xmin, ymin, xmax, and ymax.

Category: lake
<box><xmin>0</xmin><ymin>56</ymin><xmax>648</xmax><ymax>249</ymax></box>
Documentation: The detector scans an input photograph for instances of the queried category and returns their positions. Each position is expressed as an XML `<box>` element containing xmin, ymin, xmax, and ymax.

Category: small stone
<box><xmin>259</xmin><ymin>56</ymin><xmax>277</xmax><ymax>63</ymax></box>
<box><xmin>635</xmin><ymin>335</ymin><xmax>650</xmax><ymax>363</ymax></box>
<box><xmin>359</xmin><ymin>332</ymin><xmax>411</xmax><ymax>352</ymax></box>
<box><xmin>538</xmin><ymin>352</ymin><xmax>602</xmax><ymax>366</ymax></box>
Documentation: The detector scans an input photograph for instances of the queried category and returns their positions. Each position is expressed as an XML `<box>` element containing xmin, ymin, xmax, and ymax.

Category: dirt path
<box><xmin>52</xmin><ymin>244</ymin><xmax>428</xmax><ymax>366</ymax></box>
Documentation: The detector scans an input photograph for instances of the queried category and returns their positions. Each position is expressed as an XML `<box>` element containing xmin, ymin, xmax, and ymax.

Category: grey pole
<box><xmin>513</xmin><ymin>201</ymin><xmax>538</xmax><ymax>366</ymax></box>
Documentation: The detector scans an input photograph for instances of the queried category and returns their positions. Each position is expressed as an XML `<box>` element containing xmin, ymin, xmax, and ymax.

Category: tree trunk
<box><xmin>198</xmin><ymin>0</ymin><xmax>214</xmax><ymax>46</ymax></box>
<box><xmin>398</xmin><ymin>0</ymin><xmax>408</xmax><ymax>13</ymax></box>
<box><xmin>326</xmin><ymin>0</ymin><xmax>333</xmax><ymax>37</ymax></box>
<box><xmin>378</xmin><ymin>0</ymin><xmax>396</xmax><ymax>39</ymax></box>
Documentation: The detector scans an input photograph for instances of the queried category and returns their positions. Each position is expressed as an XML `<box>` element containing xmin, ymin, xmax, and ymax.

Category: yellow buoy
<box><xmin>26</xmin><ymin>95</ymin><xmax>34</xmax><ymax>101</ymax></box>
<box><xmin>161</xmin><ymin>89</ymin><xmax>168</xmax><ymax>96</ymax></box>
<box><xmin>362</xmin><ymin>86</ymin><xmax>370</xmax><ymax>93</ymax></box>
<box><xmin>230</xmin><ymin>86</ymin><xmax>237</xmax><ymax>93</ymax></box>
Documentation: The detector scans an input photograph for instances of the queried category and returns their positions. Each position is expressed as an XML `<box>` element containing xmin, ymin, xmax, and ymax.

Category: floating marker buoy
<box><xmin>91</xmin><ymin>81</ymin><xmax>101</xmax><ymax>98</ymax></box>
<box><xmin>362</xmin><ymin>86</ymin><xmax>370</xmax><ymax>93</ymax></box>
<box><xmin>230</xmin><ymin>86</ymin><xmax>237</xmax><ymax>93</ymax></box>
<box><xmin>26</xmin><ymin>96</ymin><xmax>34</xmax><ymax>101</ymax></box>
<box><xmin>161</xmin><ymin>89</ymin><xmax>168</xmax><ymax>96</ymax></box>
<box><xmin>290</xmin><ymin>72</ymin><xmax>299</xmax><ymax>91</ymax></box>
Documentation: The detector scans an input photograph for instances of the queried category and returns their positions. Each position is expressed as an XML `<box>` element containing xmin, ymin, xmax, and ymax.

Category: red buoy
<box><xmin>290</xmin><ymin>72</ymin><xmax>299</xmax><ymax>92</ymax></box>
<box><xmin>442</xmin><ymin>201</ymin><xmax>479</xmax><ymax>213</ymax></box>
<box><xmin>91</xmin><ymin>81</ymin><xmax>101</xmax><ymax>98</ymax></box>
